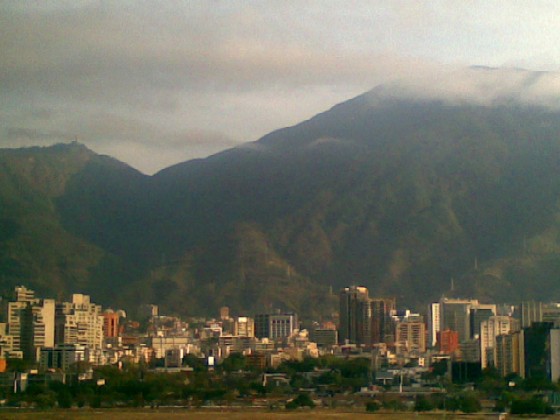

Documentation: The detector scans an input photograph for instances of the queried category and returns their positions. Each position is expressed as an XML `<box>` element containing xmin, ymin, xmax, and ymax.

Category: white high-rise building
<box><xmin>480</xmin><ymin>316</ymin><xmax>519</xmax><ymax>368</ymax></box>
<box><xmin>428</xmin><ymin>303</ymin><xmax>440</xmax><ymax>347</ymax></box>
<box><xmin>7</xmin><ymin>286</ymin><xmax>55</xmax><ymax>361</ymax></box>
<box><xmin>55</xmin><ymin>294</ymin><xmax>104</xmax><ymax>362</ymax></box>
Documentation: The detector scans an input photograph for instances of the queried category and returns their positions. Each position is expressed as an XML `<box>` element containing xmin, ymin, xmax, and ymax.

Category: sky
<box><xmin>2</xmin><ymin>1</ymin><xmax>560</xmax><ymax>174</ymax></box>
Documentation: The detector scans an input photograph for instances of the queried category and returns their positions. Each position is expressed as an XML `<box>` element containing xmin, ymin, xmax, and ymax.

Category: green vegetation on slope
<box><xmin>3</xmin><ymin>99</ymin><xmax>560</xmax><ymax>315</ymax></box>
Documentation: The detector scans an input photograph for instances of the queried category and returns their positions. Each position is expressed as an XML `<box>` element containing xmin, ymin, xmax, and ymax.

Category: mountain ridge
<box><xmin>3</xmin><ymin>83</ymin><xmax>560</xmax><ymax>316</ymax></box>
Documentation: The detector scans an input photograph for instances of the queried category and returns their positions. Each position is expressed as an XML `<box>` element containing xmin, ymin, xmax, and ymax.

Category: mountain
<box><xmin>4</xmin><ymin>82</ymin><xmax>560</xmax><ymax>317</ymax></box>
<box><xmin>0</xmin><ymin>142</ymin><xmax>148</xmax><ymax>305</ymax></box>
<box><xmin>147</xmin><ymin>96</ymin><xmax>560</xmax><ymax>309</ymax></box>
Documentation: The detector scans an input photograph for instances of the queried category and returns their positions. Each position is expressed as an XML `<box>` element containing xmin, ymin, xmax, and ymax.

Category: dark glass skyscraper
<box><xmin>339</xmin><ymin>286</ymin><xmax>370</xmax><ymax>345</ymax></box>
<box><xmin>339</xmin><ymin>286</ymin><xmax>395</xmax><ymax>346</ymax></box>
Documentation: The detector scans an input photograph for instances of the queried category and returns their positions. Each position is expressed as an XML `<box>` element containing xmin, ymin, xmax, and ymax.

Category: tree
<box><xmin>56</xmin><ymin>388</ymin><xmax>73</xmax><ymax>409</ymax></box>
<box><xmin>523</xmin><ymin>376</ymin><xmax>558</xmax><ymax>391</ymax></box>
<box><xmin>477</xmin><ymin>366</ymin><xmax>504</xmax><ymax>395</ymax></box>
<box><xmin>414</xmin><ymin>395</ymin><xmax>433</xmax><ymax>412</ymax></box>
<box><xmin>286</xmin><ymin>393</ymin><xmax>315</xmax><ymax>409</ymax></box>
<box><xmin>511</xmin><ymin>397</ymin><xmax>554</xmax><ymax>415</ymax></box>
<box><xmin>183</xmin><ymin>354</ymin><xmax>207</xmax><ymax>372</ymax></box>
<box><xmin>383</xmin><ymin>398</ymin><xmax>407</xmax><ymax>411</ymax></box>
<box><xmin>277</xmin><ymin>357</ymin><xmax>320</xmax><ymax>375</ymax></box>
<box><xmin>6</xmin><ymin>358</ymin><xmax>33</xmax><ymax>372</ymax></box>
<box><xmin>458</xmin><ymin>392</ymin><xmax>481</xmax><ymax>413</ymax></box>
<box><xmin>221</xmin><ymin>353</ymin><xmax>247</xmax><ymax>372</ymax></box>
<box><xmin>34</xmin><ymin>392</ymin><xmax>57</xmax><ymax>409</ymax></box>
<box><xmin>366</xmin><ymin>400</ymin><xmax>380</xmax><ymax>412</ymax></box>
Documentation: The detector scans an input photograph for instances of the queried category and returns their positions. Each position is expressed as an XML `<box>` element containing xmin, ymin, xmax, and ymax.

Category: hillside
<box><xmin>4</xmin><ymin>87</ymin><xmax>560</xmax><ymax>317</ymax></box>
<box><xmin>0</xmin><ymin>143</ymin><xmax>147</xmax><ymax>305</ymax></box>
<box><xmin>147</xmin><ymin>97</ymin><xmax>560</xmax><ymax>309</ymax></box>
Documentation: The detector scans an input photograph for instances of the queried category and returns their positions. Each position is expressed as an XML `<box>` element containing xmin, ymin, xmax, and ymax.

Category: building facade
<box><xmin>521</xmin><ymin>301</ymin><xmax>543</xmax><ymax>328</ymax></box>
<box><xmin>339</xmin><ymin>286</ymin><xmax>370</xmax><ymax>345</ymax></box>
<box><xmin>255</xmin><ymin>313</ymin><xmax>298</xmax><ymax>340</ymax></box>
<box><xmin>480</xmin><ymin>316</ymin><xmax>519</xmax><ymax>368</ymax></box>
<box><xmin>103</xmin><ymin>311</ymin><xmax>120</xmax><ymax>338</ymax></box>
<box><xmin>495</xmin><ymin>331</ymin><xmax>523</xmax><ymax>377</ymax></box>
<box><xmin>395</xmin><ymin>320</ymin><xmax>426</xmax><ymax>354</ymax></box>
<box><xmin>428</xmin><ymin>302</ymin><xmax>440</xmax><ymax>348</ymax></box>
<box><xmin>339</xmin><ymin>286</ymin><xmax>395</xmax><ymax>346</ymax></box>
<box><xmin>438</xmin><ymin>329</ymin><xmax>459</xmax><ymax>354</ymax></box>
<box><xmin>233</xmin><ymin>316</ymin><xmax>255</xmax><ymax>338</ymax></box>
<box><xmin>440</xmin><ymin>298</ymin><xmax>479</xmax><ymax>343</ymax></box>
<box><xmin>7</xmin><ymin>286</ymin><xmax>55</xmax><ymax>362</ymax></box>
<box><xmin>55</xmin><ymin>294</ymin><xmax>104</xmax><ymax>362</ymax></box>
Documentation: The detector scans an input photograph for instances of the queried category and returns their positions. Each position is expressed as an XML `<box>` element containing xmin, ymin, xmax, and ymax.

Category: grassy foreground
<box><xmin>0</xmin><ymin>409</ymin><xmax>551</xmax><ymax>420</ymax></box>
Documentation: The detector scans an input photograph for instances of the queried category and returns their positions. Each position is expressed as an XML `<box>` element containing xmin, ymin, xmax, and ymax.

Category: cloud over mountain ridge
<box><xmin>368</xmin><ymin>67</ymin><xmax>560</xmax><ymax>108</ymax></box>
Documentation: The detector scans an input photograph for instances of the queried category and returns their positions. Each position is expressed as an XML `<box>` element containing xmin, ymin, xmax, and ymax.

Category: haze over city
<box><xmin>2</xmin><ymin>1</ymin><xmax>560</xmax><ymax>173</ymax></box>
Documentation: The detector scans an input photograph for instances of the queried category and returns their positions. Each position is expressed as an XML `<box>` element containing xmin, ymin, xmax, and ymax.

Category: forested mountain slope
<box><xmin>3</xmin><ymin>86</ymin><xmax>560</xmax><ymax>316</ymax></box>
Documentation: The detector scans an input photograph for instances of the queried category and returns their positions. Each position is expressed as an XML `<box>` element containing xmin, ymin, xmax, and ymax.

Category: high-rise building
<box><xmin>395</xmin><ymin>320</ymin><xmax>426</xmax><ymax>354</ymax></box>
<box><xmin>495</xmin><ymin>331</ymin><xmax>523</xmax><ymax>377</ymax></box>
<box><xmin>339</xmin><ymin>286</ymin><xmax>371</xmax><ymax>345</ymax></box>
<box><xmin>440</xmin><ymin>298</ymin><xmax>474</xmax><ymax>343</ymax></box>
<box><xmin>470</xmin><ymin>306</ymin><xmax>496</xmax><ymax>338</ymax></box>
<box><xmin>254</xmin><ymin>314</ymin><xmax>269</xmax><ymax>339</ymax></box>
<box><xmin>14</xmin><ymin>286</ymin><xmax>35</xmax><ymax>302</ymax></box>
<box><xmin>522</xmin><ymin>322</ymin><xmax>555</xmax><ymax>380</ymax></box>
<box><xmin>550</xmin><ymin>329</ymin><xmax>560</xmax><ymax>382</ymax></box>
<box><xmin>480</xmin><ymin>316</ymin><xmax>519</xmax><ymax>368</ymax></box>
<box><xmin>371</xmin><ymin>298</ymin><xmax>396</xmax><ymax>344</ymax></box>
<box><xmin>460</xmin><ymin>338</ymin><xmax>481</xmax><ymax>363</ymax></box>
<box><xmin>440</xmin><ymin>298</ymin><xmax>485</xmax><ymax>343</ymax></box>
<box><xmin>518</xmin><ymin>322</ymin><xmax>560</xmax><ymax>382</ymax></box>
<box><xmin>40</xmin><ymin>344</ymin><xmax>87</xmax><ymax>372</ymax></box>
<box><xmin>254</xmin><ymin>312</ymin><xmax>297</xmax><ymax>340</ymax></box>
<box><xmin>542</xmin><ymin>303</ymin><xmax>560</xmax><ymax>327</ymax></box>
<box><xmin>269</xmin><ymin>313</ymin><xmax>298</xmax><ymax>339</ymax></box>
<box><xmin>310</xmin><ymin>329</ymin><xmax>338</xmax><ymax>347</ymax></box>
<box><xmin>521</xmin><ymin>301</ymin><xmax>543</xmax><ymax>328</ymax></box>
<box><xmin>233</xmin><ymin>316</ymin><xmax>254</xmax><ymax>337</ymax></box>
<box><xmin>428</xmin><ymin>303</ymin><xmax>441</xmax><ymax>348</ymax></box>
<box><xmin>102</xmin><ymin>311</ymin><xmax>120</xmax><ymax>338</ymax></box>
<box><xmin>437</xmin><ymin>329</ymin><xmax>459</xmax><ymax>354</ymax></box>
<box><xmin>55</xmin><ymin>294</ymin><xmax>104</xmax><ymax>359</ymax></box>
<box><xmin>7</xmin><ymin>286</ymin><xmax>55</xmax><ymax>362</ymax></box>
<box><xmin>338</xmin><ymin>286</ymin><xmax>395</xmax><ymax>346</ymax></box>
<box><xmin>7</xmin><ymin>301</ymin><xmax>31</xmax><ymax>359</ymax></box>
<box><xmin>0</xmin><ymin>323</ymin><xmax>14</xmax><ymax>360</ymax></box>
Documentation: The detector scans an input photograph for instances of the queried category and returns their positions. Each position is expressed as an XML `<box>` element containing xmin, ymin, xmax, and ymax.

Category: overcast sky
<box><xmin>2</xmin><ymin>1</ymin><xmax>560</xmax><ymax>174</ymax></box>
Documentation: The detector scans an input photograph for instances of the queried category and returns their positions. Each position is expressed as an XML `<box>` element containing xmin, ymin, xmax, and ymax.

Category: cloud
<box><xmin>2</xmin><ymin>2</ymin><xmax>560</xmax><ymax>173</ymax></box>
<box><xmin>307</xmin><ymin>137</ymin><xmax>350</xmax><ymax>149</ymax></box>
<box><xmin>368</xmin><ymin>66</ymin><xmax>560</xmax><ymax>108</ymax></box>
<box><xmin>0</xmin><ymin>0</ymin><xmax>414</xmax><ymax>173</ymax></box>
<box><xmin>0</xmin><ymin>3</ymin><xmax>398</xmax><ymax>100</ymax></box>
<box><xmin>93</xmin><ymin>137</ymin><xmax>237</xmax><ymax>176</ymax></box>
<box><xmin>5</xmin><ymin>127</ymin><xmax>68</xmax><ymax>143</ymax></box>
<box><xmin>2</xmin><ymin>109</ymin><xmax>239</xmax><ymax>174</ymax></box>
